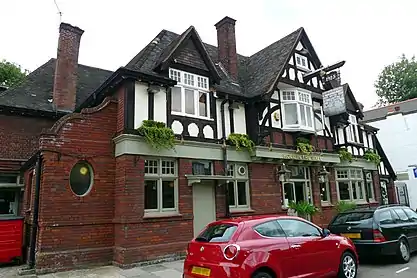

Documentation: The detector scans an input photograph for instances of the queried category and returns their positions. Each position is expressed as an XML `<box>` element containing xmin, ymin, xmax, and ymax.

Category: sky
<box><xmin>1</xmin><ymin>0</ymin><xmax>416</xmax><ymax>110</ymax></box>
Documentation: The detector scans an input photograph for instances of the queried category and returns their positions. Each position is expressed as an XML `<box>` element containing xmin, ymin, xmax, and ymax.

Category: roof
<box><xmin>0</xmin><ymin>58</ymin><xmax>113</xmax><ymax>113</ymax></box>
<box><xmin>126</xmin><ymin>26</ymin><xmax>307</xmax><ymax>98</ymax></box>
<box><xmin>362</xmin><ymin>97</ymin><xmax>417</xmax><ymax>123</ymax></box>
<box><xmin>342</xmin><ymin>83</ymin><xmax>364</xmax><ymax>118</ymax></box>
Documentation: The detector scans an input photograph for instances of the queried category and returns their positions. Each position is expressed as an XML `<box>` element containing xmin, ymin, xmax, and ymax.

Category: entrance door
<box><xmin>193</xmin><ymin>181</ymin><xmax>216</xmax><ymax>237</ymax></box>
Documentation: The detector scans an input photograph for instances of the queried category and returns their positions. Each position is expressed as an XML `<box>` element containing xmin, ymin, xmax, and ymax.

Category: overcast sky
<box><xmin>1</xmin><ymin>0</ymin><xmax>415</xmax><ymax>109</ymax></box>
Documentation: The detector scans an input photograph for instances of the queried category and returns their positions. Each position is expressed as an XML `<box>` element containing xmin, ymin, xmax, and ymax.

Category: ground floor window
<box><xmin>144</xmin><ymin>158</ymin><xmax>178</xmax><ymax>214</ymax></box>
<box><xmin>320</xmin><ymin>180</ymin><xmax>331</xmax><ymax>204</ymax></box>
<box><xmin>336</xmin><ymin>168</ymin><xmax>366</xmax><ymax>202</ymax></box>
<box><xmin>227</xmin><ymin>164</ymin><xmax>250</xmax><ymax>211</ymax></box>
<box><xmin>0</xmin><ymin>189</ymin><xmax>19</xmax><ymax>215</ymax></box>
<box><xmin>365</xmin><ymin>171</ymin><xmax>375</xmax><ymax>201</ymax></box>
<box><xmin>282</xmin><ymin>166</ymin><xmax>312</xmax><ymax>207</ymax></box>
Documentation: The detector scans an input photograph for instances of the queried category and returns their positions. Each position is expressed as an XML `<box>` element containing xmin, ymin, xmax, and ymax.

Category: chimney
<box><xmin>53</xmin><ymin>22</ymin><xmax>84</xmax><ymax>112</ymax></box>
<box><xmin>215</xmin><ymin>16</ymin><xmax>238</xmax><ymax>80</ymax></box>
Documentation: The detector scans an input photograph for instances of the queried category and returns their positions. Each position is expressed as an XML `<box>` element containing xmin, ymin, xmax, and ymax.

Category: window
<box><xmin>0</xmin><ymin>174</ymin><xmax>18</xmax><ymax>186</ymax></box>
<box><xmin>365</xmin><ymin>172</ymin><xmax>375</xmax><ymax>201</ymax></box>
<box><xmin>294</xmin><ymin>53</ymin><xmax>309</xmax><ymax>70</ymax></box>
<box><xmin>281</xmin><ymin>89</ymin><xmax>314</xmax><ymax>132</ymax></box>
<box><xmin>277</xmin><ymin>219</ymin><xmax>321</xmax><ymax>237</ymax></box>
<box><xmin>0</xmin><ymin>189</ymin><xmax>19</xmax><ymax>215</ymax></box>
<box><xmin>69</xmin><ymin>161</ymin><xmax>94</xmax><ymax>197</ymax></box>
<box><xmin>403</xmin><ymin>208</ymin><xmax>417</xmax><ymax>222</ymax></box>
<box><xmin>392</xmin><ymin>208</ymin><xmax>410</xmax><ymax>223</ymax></box>
<box><xmin>227</xmin><ymin>164</ymin><xmax>250</xmax><ymax>211</ymax></box>
<box><xmin>336</xmin><ymin>169</ymin><xmax>366</xmax><ymax>202</ymax></box>
<box><xmin>377</xmin><ymin>210</ymin><xmax>394</xmax><ymax>225</ymax></box>
<box><xmin>320</xmin><ymin>180</ymin><xmax>331</xmax><ymax>203</ymax></box>
<box><xmin>254</xmin><ymin>220</ymin><xmax>286</xmax><ymax>237</ymax></box>
<box><xmin>196</xmin><ymin>223</ymin><xmax>238</xmax><ymax>243</ymax></box>
<box><xmin>347</xmin><ymin>114</ymin><xmax>359</xmax><ymax>143</ymax></box>
<box><xmin>144</xmin><ymin>158</ymin><xmax>178</xmax><ymax>214</ymax></box>
<box><xmin>192</xmin><ymin>161</ymin><xmax>212</xmax><ymax>175</ymax></box>
<box><xmin>169</xmin><ymin>68</ymin><xmax>210</xmax><ymax>119</ymax></box>
<box><xmin>331</xmin><ymin>212</ymin><xmax>374</xmax><ymax>226</ymax></box>
<box><xmin>282</xmin><ymin>166</ymin><xmax>312</xmax><ymax>207</ymax></box>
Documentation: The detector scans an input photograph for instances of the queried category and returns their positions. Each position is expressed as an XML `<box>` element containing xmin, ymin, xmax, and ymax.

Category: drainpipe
<box><xmin>28</xmin><ymin>153</ymin><xmax>42</xmax><ymax>269</ymax></box>
<box><xmin>220</xmin><ymin>96</ymin><xmax>231</xmax><ymax>218</ymax></box>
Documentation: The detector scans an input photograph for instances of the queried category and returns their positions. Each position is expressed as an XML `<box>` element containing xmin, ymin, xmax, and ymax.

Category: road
<box><xmin>358</xmin><ymin>254</ymin><xmax>417</xmax><ymax>277</ymax></box>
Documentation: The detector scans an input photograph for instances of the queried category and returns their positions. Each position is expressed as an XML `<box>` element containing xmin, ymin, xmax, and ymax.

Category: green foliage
<box><xmin>0</xmin><ymin>59</ymin><xmax>29</xmax><ymax>88</ymax></box>
<box><xmin>296</xmin><ymin>137</ymin><xmax>314</xmax><ymax>155</ymax></box>
<box><xmin>375</xmin><ymin>54</ymin><xmax>417</xmax><ymax>106</ymax></box>
<box><xmin>339</xmin><ymin>148</ymin><xmax>353</xmax><ymax>163</ymax></box>
<box><xmin>335</xmin><ymin>201</ymin><xmax>357</xmax><ymax>213</ymax></box>
<box><xmin>363</xmin><ymin>149</ymin><xmax>381</xmax><ymax>165</ymax></box>
<box><xmin>227</xmin><ymin>133</ymin><xmax>255</xmax><ymax>153</ymax></box>
<box><xmin>137</xmin><ymin>120</ymin><xmax>175</xmax><ymax>150</ymax></box>
<box><xmin>288</xmin><ymin>201</ymin><xmax>319</xmax><ymax>218</ymax></box>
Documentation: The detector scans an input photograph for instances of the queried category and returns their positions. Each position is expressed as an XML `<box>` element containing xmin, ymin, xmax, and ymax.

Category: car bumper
<box><xmin>183</xmin><ymin>260</ymin><xmax>249</xmax><ymax>278</ymax></box>
<box><xmin>354</xmin><ymin>241</ymin><xmax>398</xmax><ymax>257</ymax></box>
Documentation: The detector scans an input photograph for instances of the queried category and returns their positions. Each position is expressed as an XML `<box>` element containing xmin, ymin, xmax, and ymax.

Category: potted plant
<box><xmin>137</xmin><ymin>120</ymin><xmax>175</xmax><ymax>150</ymax></box>
<box><xmin>227</xmin><ymin>133</ymin><xmax>255</xmax><ymax>153</ymax></box>
<box><xmin>288</xmin><ymin>201</ymin><xmax>319</xmax><ymax>220</ymax></box>
<box><xmin>295</xmin><ymin>137</ymin><xmax>314</xmax><ymax>155</ymax></box>
<box><xmin>363</xmin><ymin>149</ymin><xmax>381</xmax><ymax>165</ymax></box>
<box><xmin>339</xmin><ymin>148</ymin><xmax>353</xmax><ymax>163</ymax></box>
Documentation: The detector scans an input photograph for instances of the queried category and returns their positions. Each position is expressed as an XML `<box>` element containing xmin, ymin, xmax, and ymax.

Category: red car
<box><xmin>183</xmin><ymin>215</ymin><xmax>358</xmax><ymax>278</ymax></box>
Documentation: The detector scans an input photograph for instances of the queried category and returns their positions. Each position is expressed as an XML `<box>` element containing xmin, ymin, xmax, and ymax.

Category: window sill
<box><xmin>143</xmin><ymin>212</ymin><xmax>182</xmax><ymax>219</ymax></box>
<box><xmin>171</xmin><ymin>112</ymin><xmax>214</xmax><ymax>122</ymax></box>
<box><xmin>230</xmin><ymin>208</ymin><xmax>255</xmax><ymax>214</ymax></box>
<box><xmin>282</xmin><ymin>126</ymin><xmax>315</xmax><ymax>134</ymax></box>
<box><xmin>321</xmin><ymin>202</ymin><xmax>333</xmax><ymax>207</ymax></box>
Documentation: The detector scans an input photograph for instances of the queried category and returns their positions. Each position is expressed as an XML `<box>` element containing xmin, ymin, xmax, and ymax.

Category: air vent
<box><xmin>238</xmin><ymin>166</ymin><xmax>246</xmax><ymax>176</ymax></box>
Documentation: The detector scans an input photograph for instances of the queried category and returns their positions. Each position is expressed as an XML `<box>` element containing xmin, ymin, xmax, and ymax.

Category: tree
<box><xmin>374</xmin><ymin>54</ymin><xmax>417</xmax><ymax>106</ymax></box>
<box><xmin>0</xmin><ymin>59</ymin><xmax>29</xmax><ymax>88</ymax></box>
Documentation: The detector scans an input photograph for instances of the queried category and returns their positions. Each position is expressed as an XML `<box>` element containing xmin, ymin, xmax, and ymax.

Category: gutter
<box><xmin>220</xmin><ymin>96</ymin><xmax>231</xmax><ymax>218</ymax></box>
<box><xmin>28</xmin><ymin>153</ymin><xmax>42</xmax><ymax>269</ymax></box>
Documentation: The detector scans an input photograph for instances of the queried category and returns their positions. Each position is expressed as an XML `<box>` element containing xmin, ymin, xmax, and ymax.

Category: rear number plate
<box><xmin>191</xmin><ymin>266</ymin><xmax>211</xmax><ymax>276</ymax></box>
<box><xmin>341</xmin><ymin>233</ymin><xmax>361</xmax><ymax>239</ymax></box>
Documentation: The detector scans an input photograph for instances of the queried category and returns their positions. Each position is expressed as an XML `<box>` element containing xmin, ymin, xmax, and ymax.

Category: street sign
<box><xmin>413</xmin><ymin>168</ymin><xmax>417</xmax><ymax>178</ymax></box>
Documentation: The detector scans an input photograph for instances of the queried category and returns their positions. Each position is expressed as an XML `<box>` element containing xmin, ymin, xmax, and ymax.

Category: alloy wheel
<box><xmin>400</xmin><ymin>240</ymin><xmax>410</xmax><ymax>261</ymax></box>
<box><xmin>342</xmin><ymin>254</ymin><xmax>356</xmax><ymax>278</ymax></box>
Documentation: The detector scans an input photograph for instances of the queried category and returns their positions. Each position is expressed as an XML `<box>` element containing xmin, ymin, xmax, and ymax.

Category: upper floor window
<box><xmin>347</xmin><ymin>114</ymin><xmax>359</xmax><ymax>143</ymax></box>
<box><xmin>169</xmin><ymin>68</ymin><xmax>211</xmax><ymax>119</ymax></box>
<box><xmin>295</xmin><ymin>53</ymin><xmax>309</xmax><ymax>71</ymax></box>
<box><xmin>281</xmin><ymin>89</ymin><xmax>314</xmax><ymax>132</ymax></box>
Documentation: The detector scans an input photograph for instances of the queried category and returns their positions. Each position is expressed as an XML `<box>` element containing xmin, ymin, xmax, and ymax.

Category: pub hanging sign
<box><xmin>322</xmin><ymin>86</ymin><xmax>346</xmax><ymax>117</ymax></box>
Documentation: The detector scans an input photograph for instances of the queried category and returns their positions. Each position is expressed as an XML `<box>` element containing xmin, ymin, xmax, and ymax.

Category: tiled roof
<box><xmin>362</xmin><ymin>97</ymin><xmax>417</xmax><ymax>123</ymax></box>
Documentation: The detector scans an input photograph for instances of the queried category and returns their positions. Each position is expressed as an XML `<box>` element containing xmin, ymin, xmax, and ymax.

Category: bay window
<box><xmin>336</xmin><ymin>169</ymin><xmax>366</xmax><ymax>202</ymax></box>
<box><xmin>169</xmin><ymin>68</ymin><xmax>211</xmax><ymax>119</ymax></box>
<box><xmin>281</xmin><ymin>89</ymin><xmax>314</xmax><ymax>132</ymax></box>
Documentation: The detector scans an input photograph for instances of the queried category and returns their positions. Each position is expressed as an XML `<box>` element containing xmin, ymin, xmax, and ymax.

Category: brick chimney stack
<box><xmin>53</xmin><ymin>22</ymin><xmax>84</xmax><ymax>112</ymax></box>
<box><xmin>215</xmin><ymin>16</ymin><xmax>238</xmax><ymax>80</ymax></box>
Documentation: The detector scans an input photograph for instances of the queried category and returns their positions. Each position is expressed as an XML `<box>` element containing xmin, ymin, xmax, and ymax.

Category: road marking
<box><xmin>396</xmin><ymin>267</ymin><xmax>410</xmax><ymax>274</ymax></box>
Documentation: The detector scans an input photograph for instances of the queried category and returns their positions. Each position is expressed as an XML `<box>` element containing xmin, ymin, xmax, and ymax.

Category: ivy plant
<box><xmin>227</xmin><ymin>133</ymin><xmax>255</xmax><ymax>153</ymax></box>
<box><xmin>295</xmin><ymin>137</ymin><xmax>314</xmax><ymax>155</ymax></box>
<box><xmin>363</xmin><ymin>150</ymin><xmax>381</xmax><ymax>165</ymax></box>
<box><xmin>339</xmin><ymin>148</ymin><xmax>353</xmax><ymax>163</ymax></box>
<box><xmin>137</xmin><ymin>120</ymin><xmax>175</xmax><ymax>150</ymax></box>
<box><xmin>335</xmin><ymin>200</ymin><xmax>357</xmax><ymax>213</ymax></box>
<box><xmin>288</xmin><ymin>201</ymin><xmax>319</xmax><ymax>219</ymax></box>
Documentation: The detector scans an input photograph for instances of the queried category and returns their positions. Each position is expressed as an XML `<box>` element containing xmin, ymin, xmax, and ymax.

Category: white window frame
<box><xmin>281</xmin><ymin>88</ymin><xmax>315</xmax><ymax>132</ymax></box>
<box><xmin>346</xmin><ymin>114</ymin><xmax>360</xmax><ymax>143</ymax></box>
<box><xmin>169</xmin><ymin>68</ymin><xmax>212</xmax><ymax>120</ymax></box>
<box><xmin>227</xmin><ymin>164</ymin><xmax>250</xmax><ymax>212</ymax></box>
<box><xmin>0</xmin><ymin>188</ymin><xmax>20</xmax><ymax>216</ymax></box>
<box><xmin>281</xmin><ymin>166</ymin><xmax>312</xmax><ymax>208</ymax></box>
<box><xmin>144</xmin><ymin>158</ymin><xmax>178</xmax><ymax>216</ymax></box>
<box><xmin>294</xmin><ymin>53</ymin><xmax>309</xmax><ymax>71</ymax></box>
<box><xmin>336</xmin><ymin>168</ymin><xmax>366</xmax><ymax>203</ymax></box>
<box><xmin>365</xmin><ymin>171</ymin><xmax>375</xmax><ymax>201</ymax></box>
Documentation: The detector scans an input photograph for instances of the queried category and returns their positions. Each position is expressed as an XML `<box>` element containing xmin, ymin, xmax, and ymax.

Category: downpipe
<box><xmin>220</xmin><ymin>97</ymin><xmax>231</xmax><ymax>218</ymax></box>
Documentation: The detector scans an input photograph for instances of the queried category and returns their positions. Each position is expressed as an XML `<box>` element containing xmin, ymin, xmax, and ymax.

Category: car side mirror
<box><xmin>322</xmin><ymin>228</ymin><xmax>331</xmax><ymax>237</ymax></box>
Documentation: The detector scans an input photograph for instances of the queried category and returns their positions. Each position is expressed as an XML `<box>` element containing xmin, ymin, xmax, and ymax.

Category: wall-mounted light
<box><xmin>277</xmin><ymin>163</ymin><xmax>291</xmax><ymax>182</ymax></box>
<box><xmin>318</xmin><ymin>166</ymin><xmax>330</xmax><ymax>183</ymax></box>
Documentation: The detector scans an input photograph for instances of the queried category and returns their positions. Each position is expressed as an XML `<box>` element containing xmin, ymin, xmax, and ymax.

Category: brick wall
<box><xmin>33</xmin><ymin>97</ymin><xmax>117</xmax><ymax>271</ymax></box>
<box><xmin>265</xmin><ymin>130</ymin><xmax>333</xmax><ymax>152</ymax></box>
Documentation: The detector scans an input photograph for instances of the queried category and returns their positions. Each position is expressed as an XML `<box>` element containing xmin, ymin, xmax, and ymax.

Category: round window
<box><xmin>69</xmin><ymin>161</ymin><xmax>94</xmax><ymax>196</ymax></box>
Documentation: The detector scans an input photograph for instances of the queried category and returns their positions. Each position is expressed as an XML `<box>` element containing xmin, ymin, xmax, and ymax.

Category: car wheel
<box><xmin>397</xmin><ymin>238</ymin><xmax>411</xmax><ymax>264</ymax></box>
<box><xmin>252</xmin><ymin>272</ymin><xmax>273</xmax><ymax>278</ymax></box>
<box><xmin>338</xmin><ymin>251</ymin><xmax>357</xmax><ymax>278</ymax></box>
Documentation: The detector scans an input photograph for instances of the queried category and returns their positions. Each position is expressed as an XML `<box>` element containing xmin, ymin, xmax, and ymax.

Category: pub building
<box><xmin>13</xmin><ymin>16</ymin><xmax>396</xmax><ymax>273</ymax></box>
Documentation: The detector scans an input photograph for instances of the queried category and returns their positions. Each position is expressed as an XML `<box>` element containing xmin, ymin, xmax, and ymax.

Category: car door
<box><xmin>402</xmin><ymin>207</ymin><xmax>417</xmax><ymax>251</ymax></box>
<box><xmin>277</xmin><ymin>218</ymin><xmax>335</xmax><ymax>277</ymax></box>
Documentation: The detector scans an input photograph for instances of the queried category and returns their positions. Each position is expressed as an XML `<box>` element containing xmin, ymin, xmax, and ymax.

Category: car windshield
<box><xmin>331</xmin><ymin>212</ymin><xmax>374</xmax><ymax>225</ymax></box>
<box><xmin>195</xmin><ymin>223</ymin><xmax>238</xmax><ymax>243</ymax></box>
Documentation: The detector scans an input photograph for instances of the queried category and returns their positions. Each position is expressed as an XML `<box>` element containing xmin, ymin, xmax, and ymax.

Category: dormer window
<box><xmin>295</xmin><ymin>53</ymin><xmax>309</xmax><ymax>70</ymax></box>
<box><xmin>281</xmin><ymin>89</ymin><xmax>314</xmax><ymax>132</ymax></box>
<box><xmin>169</xmin><ymin>68</ymin><xmax>211</xmax><ymax>119</ymax></box>
<box><xmin>347</xmin><ymin>114</ymin><xmax>359</xmax><ymax>143</ymax></box>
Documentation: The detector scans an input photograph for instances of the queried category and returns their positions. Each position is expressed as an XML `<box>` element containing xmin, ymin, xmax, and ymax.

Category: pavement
<box><xmin>1</xmin><ymin>255</ymin><xmax>417</xmax><ymax>277</ymax></box>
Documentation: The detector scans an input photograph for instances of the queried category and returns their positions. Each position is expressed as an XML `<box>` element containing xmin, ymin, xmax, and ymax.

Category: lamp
<box><xmin>318</xmin><ymin>166</ymin><xmax>330</xmax><ymax>183</ymax></box>
<box><xmin>277</xmin><ymin>163</ymin><xmax>291</xmax><ymax>182</ymax></box>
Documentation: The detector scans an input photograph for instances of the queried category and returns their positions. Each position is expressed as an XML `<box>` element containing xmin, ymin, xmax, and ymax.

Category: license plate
<box><xmin>341</xmin><ymin>233</ymin><xmax>361</xmax><ymax>239</ymax></box>
<box><xmin>191</xmin><ymin>266</ymin><xmax>211</xmax><ymax>276</ymax></box>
